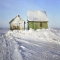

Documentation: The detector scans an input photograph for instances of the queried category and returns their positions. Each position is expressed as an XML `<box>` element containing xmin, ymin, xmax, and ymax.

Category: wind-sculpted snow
<box><xmin>0</xmin><ymin>28</ymin><xmax>60</xmax><ymax>60</ymax></box>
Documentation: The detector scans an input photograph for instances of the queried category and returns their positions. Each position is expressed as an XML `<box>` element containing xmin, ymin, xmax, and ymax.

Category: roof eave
<box><xmin>27</xmin><ymin>20</ymin><xmax>48</xmax><ymax>22</ymax></box>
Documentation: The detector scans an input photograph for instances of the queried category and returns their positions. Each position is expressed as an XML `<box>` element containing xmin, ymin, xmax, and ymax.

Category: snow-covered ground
<box><xmin>0</xmin><ymin>28</ymin><xmax>60</xmax><ymax>60</ymax></box>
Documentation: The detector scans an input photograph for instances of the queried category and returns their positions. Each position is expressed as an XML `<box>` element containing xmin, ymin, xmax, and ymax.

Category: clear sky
<box><xmin>0</xmin><ymin>0</ymin><xmax>60</xmax><ymax>28</ymax></box>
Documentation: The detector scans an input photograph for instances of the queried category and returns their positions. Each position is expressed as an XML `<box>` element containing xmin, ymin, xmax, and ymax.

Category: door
<box><xmin>40</xmin><ymin>22</ymin><xmax>42</xmax><ymax>28</ymax></box>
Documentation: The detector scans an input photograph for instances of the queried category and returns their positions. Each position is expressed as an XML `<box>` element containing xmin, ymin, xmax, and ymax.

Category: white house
<box><xmin>9</xmin><ymin>15</ymin><xmax>25</xmax><ymax>30</ymax></box>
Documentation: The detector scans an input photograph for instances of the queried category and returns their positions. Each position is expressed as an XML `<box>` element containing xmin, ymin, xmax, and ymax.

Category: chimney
<box><xmin>18</xmin><ymin>15</ymin><xmax>20</xmax><ymax>17</ymax></box>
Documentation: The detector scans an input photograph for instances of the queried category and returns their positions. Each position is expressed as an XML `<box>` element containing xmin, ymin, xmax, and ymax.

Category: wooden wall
<box><xmin>28</xmin><ymin>21</ymin><xmax>48</xmax><ymax>30</ymax></box>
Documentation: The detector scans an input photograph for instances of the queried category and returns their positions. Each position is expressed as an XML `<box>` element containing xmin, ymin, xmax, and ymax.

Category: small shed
<box><xmin>9</xmin><ymin>15</ymin><xmax>25</xmax><ymax>30</ymax></box>
<box><xmin>27</xmin><ymin>10</ymin><xmax>48</xmax><ymax>30</ymax></box>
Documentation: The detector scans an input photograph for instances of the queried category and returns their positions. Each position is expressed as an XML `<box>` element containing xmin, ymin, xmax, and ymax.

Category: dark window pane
<box><xmin>40</xmin><ymin>22</ymin><xmax>42</xmax><ymax>27</ymax></box>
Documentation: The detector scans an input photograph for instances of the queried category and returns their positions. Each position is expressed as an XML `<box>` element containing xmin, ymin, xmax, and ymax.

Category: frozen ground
<box><xmin>0</xmin><ymin>28</ymin><xmax>60</xmax><ymax>60</ymax></box>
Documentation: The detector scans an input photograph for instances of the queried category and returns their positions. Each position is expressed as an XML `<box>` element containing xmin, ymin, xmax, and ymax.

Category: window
<box><xmin>40</xmin><ymin>22</ymin><xmax>42</xmax><ymax>27</ymax></box>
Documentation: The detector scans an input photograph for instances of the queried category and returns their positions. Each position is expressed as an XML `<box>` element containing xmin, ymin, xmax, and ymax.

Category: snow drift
<box><xmin>0</xmin><ymin>28</ymin><xmax>60</xmax><ymax>60</ymax></box>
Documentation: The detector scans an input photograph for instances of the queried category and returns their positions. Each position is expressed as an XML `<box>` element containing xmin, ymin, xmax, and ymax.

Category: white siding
<box><xmin>10</xmin><ymin>16</ymin><xmax>25</xmax><ymax>30</ymax></box>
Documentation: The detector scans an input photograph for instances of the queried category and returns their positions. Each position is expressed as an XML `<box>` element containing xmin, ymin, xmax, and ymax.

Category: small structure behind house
<box><xmin>9</xmin><ymin>15</ymin><xmax>25</xmax><ymax>30</ymax></box>
<box><xmin>27</xmin><ymin>10</ymin><xmax>48</xmax><ymax>30</ymax></box>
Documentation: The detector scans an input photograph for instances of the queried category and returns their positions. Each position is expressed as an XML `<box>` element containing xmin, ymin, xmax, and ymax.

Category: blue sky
<box><xmin>0</xmin><ymin>0</ymin><xmax>60</xmax><ymax>28</ymax></box>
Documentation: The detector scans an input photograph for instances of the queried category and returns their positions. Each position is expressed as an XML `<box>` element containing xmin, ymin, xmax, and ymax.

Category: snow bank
<box><xmin>6</xmin><ymin>28</ymin><xmax>60</xmax><ymax>42</ymax></box>
<box><xmin>5</xmin><ymin>28</ymin><xmax>60</xmax><ymax>60</ymax></box>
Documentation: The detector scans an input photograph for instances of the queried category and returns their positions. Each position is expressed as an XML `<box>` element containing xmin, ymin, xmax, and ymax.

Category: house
<box><xmin>9</xmin><ymin>15</ymin><xmax>25</xmax><ymax>30</ymax></box>
<box><xmin>27</xmin><ymin>10</ymin><xmax>48</xmax><ymax>30</ymax></box>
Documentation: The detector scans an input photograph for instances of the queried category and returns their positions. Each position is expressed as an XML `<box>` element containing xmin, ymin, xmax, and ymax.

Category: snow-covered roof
<box><xmin>27</xmin><ymin>10</ymin><xmax>48</xmax><ymax>21</ymax></box>
<box><xmin>9</xmin><ymin>15</ymin><xmax>25</xmax><ymax>24</ymax></box>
